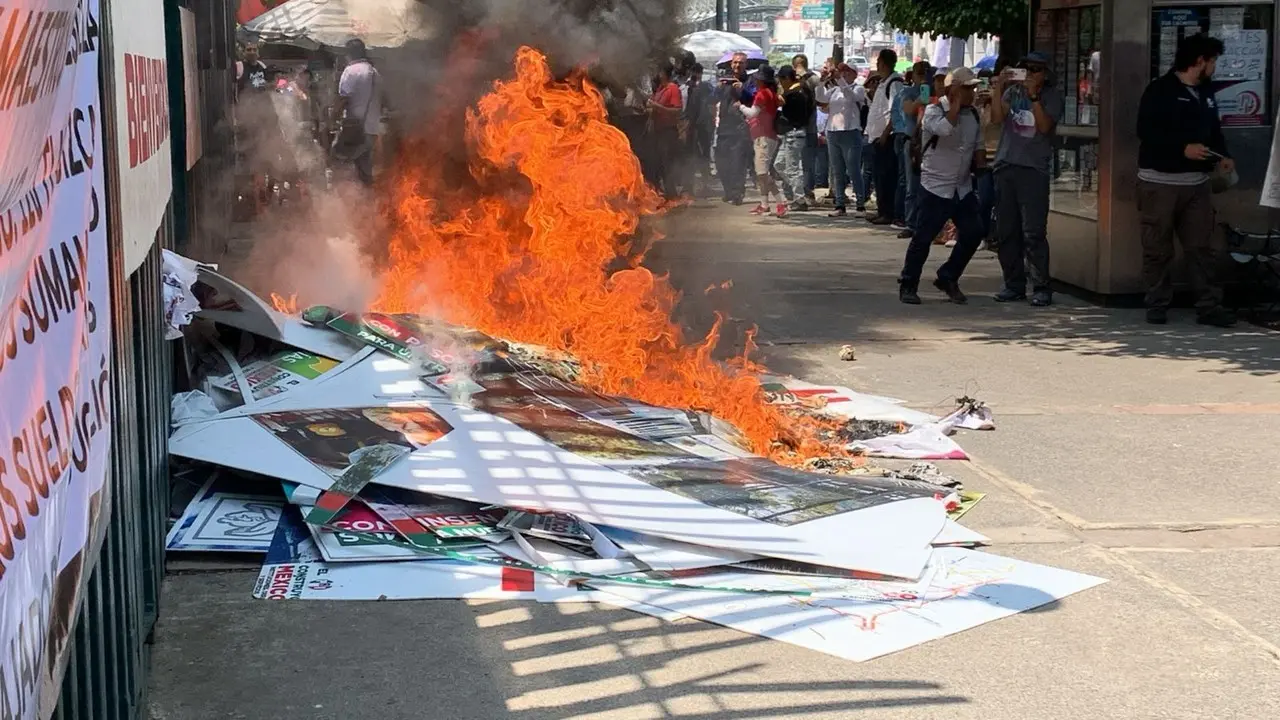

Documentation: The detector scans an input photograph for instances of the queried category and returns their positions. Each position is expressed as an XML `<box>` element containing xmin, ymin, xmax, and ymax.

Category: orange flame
<box><xmin>372</xmin><ymin>47</ymin><xmax>840</xmax><ymax>463</ymax></box>
<box><xmin>270</xmin><ymin>292</ymin><xmax>300</xmax><ymax>315</ymax></box>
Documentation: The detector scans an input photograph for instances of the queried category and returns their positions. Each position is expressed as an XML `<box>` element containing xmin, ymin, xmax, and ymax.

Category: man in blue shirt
<box><xmin>892</xmin><ymin>61</ymin><xmax>932</xmax><ymax>236</ymax></box>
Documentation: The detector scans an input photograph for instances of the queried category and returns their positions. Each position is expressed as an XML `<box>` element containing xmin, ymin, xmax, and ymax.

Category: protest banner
<box><xmin>110</xmin><ymin>0</ymin><xmax>173</xmax><ymax>274</ymax></box>
<box><xmin>0</xmin><ymin>0</ymin><xmax>113</xmax><ymax>716</ymax></box>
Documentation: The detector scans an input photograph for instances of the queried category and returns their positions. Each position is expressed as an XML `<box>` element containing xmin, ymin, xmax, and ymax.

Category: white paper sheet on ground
<box><xmin>393</xmin><ymin>403</ymin><xmax>946</xmax><ymax>578</ymax></box>
<box><xmin>851</xmin><ymin>423</ymin><xmax>968</xmax><ymax>460</ymax></box>
<box><xmin>760</xmin><ymin>377</ymin><xmax>940</xmax><ymax>426</ymax></box>
<box><xmin>180</xmin><ymin>397</ymin><xmax>946</xmax><ymax>577</ymax></box>
<box><xmin>166</xmin><ymin>477</ymin><xmax>284</xmax><ymax>552</ymax></box>
<box><xmin>597</xmin><ymin>525</ymin><xmax>759</xmax><ymax>572</ymax></box>
<box><xmin>594</xmin><ymin>547</ymin><xmax>1106</xmax><ymax>662</ymax></box>
<box><xmin>932</xmin><ymin>519</ymin><xmax>989</xmax><ymax>547</ymax></box>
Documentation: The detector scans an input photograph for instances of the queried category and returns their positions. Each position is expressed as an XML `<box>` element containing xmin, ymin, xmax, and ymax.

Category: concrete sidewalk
<box><xmin>148</xmin><ymin>201</ymin><xmax>1280</xmax><ymax>719</ymax></box>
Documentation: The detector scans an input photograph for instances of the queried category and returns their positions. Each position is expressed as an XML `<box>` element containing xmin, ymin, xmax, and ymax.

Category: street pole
<box><xmin>715</xmin><ymin>0</ymin><xmax>725</xmax><ymax>31</ymax></box>
<box><xmin>727</xmin><ymin>0</ymin><xmax>739</xmax><ymax>33</ymax></box>
<box><xmin>833</xmin><ymin>0</ymin><xmax>844</xmax><ymax>63</ymax></box>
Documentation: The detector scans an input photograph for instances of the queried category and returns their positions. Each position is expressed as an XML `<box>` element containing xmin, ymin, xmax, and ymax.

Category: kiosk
<box><xmin>1032</xmin><ymin>0</ymin><xmax>1277</xmax><ymax>295</ymax></box>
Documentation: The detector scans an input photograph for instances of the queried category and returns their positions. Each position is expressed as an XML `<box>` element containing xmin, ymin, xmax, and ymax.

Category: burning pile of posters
<box><xmin>165</xmin><ymin>266</ymin><xmax>1104</xmax><ymax>662</ymax></box>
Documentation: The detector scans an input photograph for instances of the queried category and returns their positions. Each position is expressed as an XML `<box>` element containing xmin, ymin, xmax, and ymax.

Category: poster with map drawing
<box><xmin>166</xmin><ymin>476</ymin><xmax>284</xmax><ymax>552</ymax></box>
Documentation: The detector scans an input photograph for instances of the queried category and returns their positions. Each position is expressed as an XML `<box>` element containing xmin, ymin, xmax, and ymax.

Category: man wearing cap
<box><xmin>898</xmin><ymin>68</ymin><xmax>986</xmax><ymax>305</ymax></box>
<box><xmin>989</xmin><ymin>51</ymin><xmax>1064</xmax><ymax>306</ymax></box>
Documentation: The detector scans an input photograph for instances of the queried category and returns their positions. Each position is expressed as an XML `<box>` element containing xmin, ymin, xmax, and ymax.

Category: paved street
<box><xmin>148</xmin><ymin>200</ymin><xmax>1280</xmax><ymax>719</ymax></box>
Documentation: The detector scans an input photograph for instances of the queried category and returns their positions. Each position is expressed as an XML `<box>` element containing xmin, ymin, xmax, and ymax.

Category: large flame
<box><xmin>373</xmin><ymin>47</ymin><xmax>837</xmax><ymax>463</ymax></box>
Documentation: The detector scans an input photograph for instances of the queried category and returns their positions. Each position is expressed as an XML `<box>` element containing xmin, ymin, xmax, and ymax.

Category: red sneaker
<box><xmin>775</xmin><ymin>203</ymin><xmax>788</xmax><ymax>218</ymax></box>
<box><xmin>750</xmin><ymin>203</ymin><xmax>768</xmax><ymax>215</ymax></box>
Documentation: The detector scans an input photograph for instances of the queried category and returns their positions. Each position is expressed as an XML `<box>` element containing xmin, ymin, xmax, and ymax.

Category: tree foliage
<box><xmin>878</xmin><ymin>0</ymin><xmax>1027</xmax><ymax>39</ymax></box>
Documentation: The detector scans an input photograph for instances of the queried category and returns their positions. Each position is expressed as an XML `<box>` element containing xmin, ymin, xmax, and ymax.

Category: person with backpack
<box><xmin>898</xmin><ymin>68</ymin><xmax>987</xmax><ymax>305</ymax></box>
<box><xmin>774</xmin><ymin>66</ymin><xmax>816</xmax><ymax>213</ymax></box>
<box><xmin>816</xmin><ymin>63</ymin><xmax>867</xmax><ymax>216</ymax></box>
<box><xmin>894</xmin><ymin>61</ymin><xmax>934</xmax><ymax>237</ymax></box>
<box><xmin>867</xmin><ymin>50</ymin><xmax>905</xmax><ymax>225</ymax></box>
<box><xmin>736</xmin><ymin>65</ymin><xmax>783</xmax><ymax>215</ymax></box>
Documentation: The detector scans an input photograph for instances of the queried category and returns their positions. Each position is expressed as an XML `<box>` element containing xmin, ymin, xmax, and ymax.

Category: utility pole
<box><xmin>727</xmin><ymin>0</ymin><xmax>739</xmax><ymax>33</ymax></box>
<box><xmin>715</xmin><ymin>0</ymin><xmax>725</xmax><ymax>31</ymax></box>
<box><xmin>833</xmin><ymin>0</ymin><xmax>844</xmax><ymax>63</ymax></box>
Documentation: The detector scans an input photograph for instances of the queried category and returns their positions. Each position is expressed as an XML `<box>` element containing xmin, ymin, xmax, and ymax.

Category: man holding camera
<box><xmin>898</xmin><ymin>68</ymin><xmax>986</xmax><ymax>305</ymax></box>
<box><xmin>989</xmin><ymin>51</ymin><xmax>1064</xmax><ymax>307</ymax></box>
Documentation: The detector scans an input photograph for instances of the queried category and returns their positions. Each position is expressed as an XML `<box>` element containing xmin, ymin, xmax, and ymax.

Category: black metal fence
<box><xmin>50</xmin><ymin>0</ymin><xmax>237</xmax><ymax>716</ymax></box>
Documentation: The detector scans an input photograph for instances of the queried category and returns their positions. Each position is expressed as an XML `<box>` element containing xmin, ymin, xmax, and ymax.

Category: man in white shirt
<box><xmin>866</xmin><ymin>49</ymin><xmax>905</xmax><ymax>224</ymax></box>
<box><xmin>335</xmin><ymin>38</ymin><xmax>382</xmax><ymax>186</ymax></box>
<box><xmin>898</xmin><ymin>68</ymin><xmax>986</xmax><ymax>305</ymax></box>
<box><xmin>816</xmin><ymin>63</ymin><xmax>867</xmax><ymax>215</ymax></box>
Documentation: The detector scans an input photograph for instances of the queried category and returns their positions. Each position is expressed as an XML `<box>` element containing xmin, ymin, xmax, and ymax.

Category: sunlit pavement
<box><xmin>148</xmin><ymin>199</ymin><xmax>1280</xmax><ymax>720</ymax></box>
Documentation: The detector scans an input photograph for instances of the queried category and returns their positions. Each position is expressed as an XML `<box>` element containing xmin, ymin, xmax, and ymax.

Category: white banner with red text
<box><xmin>110</xmin><ymin>0</ymin><xmax>172</xmax><ymax>275</ymax></box>
<box><xmin>0</xmin><ymin>0</ymin><xmax>113</xmax><ymax>717</ymax></box>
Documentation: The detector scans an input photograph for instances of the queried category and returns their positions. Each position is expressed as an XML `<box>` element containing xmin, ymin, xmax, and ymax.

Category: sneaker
<box><xmin>790</xmin><ymin>200</ymin><xmax>809</xmax><ymax>212</ymax></box>
<box><xmin>855</xmin><ymin>205</ymin><xmax>866</xmax><ymax>214</ymax></box>
<box><xmin>892</xmin><ymin>219</ymin><xmax>908</xmax><ymax>229</ymax></box>
<box><xmin>944</xmin><ymin>239</ymin><xmax>957</xmax><ymax>248</ymax></box>
<box><xmin>899</xmin><ymin>285</ymin><xmax>922</xmax><ymax>305</ymax></box>
<box><xmin>1146</xmin><ymin>307</ymin><xmax>1168</xmax><ymax>325</ymax></box>
<box><xmin>804</xmin><ymin>193</ymin><xmax>817</xmax><ymax>204</ymax></box>
<box><xmin>993</xmin><ymin>287</ymin><xmax>1027</xmax><ymax>303</ymax></box>
<box><xmin>868</xmin><ymin>215</ymin><xmax>894</xmax><ymax>225</ymax></box>
<box><xmin>933</xmin><ymin>277</ymin><xmax>968</xmax><ymax>304</ymax></box>
<box><xmin>1196</xmin><ymin>306</ymin><xmax>1238</xmax><ymax>328</ymax></box>
<box><xmin>750</xmin><ymin>203</ymin><xmax>768</xmax><ymax>215</ymax></box>
<box><xmin>775</xmin><ymin>203</ymin><xmax>789</xmax><ymax>218</ymax></box>
<box><xmin>828</xmin><ymin>207</ymin><xmax>847</xmax><ymax>217</ymax></box>
<box><xmin>897</xmin><ymin>229</ymin><xmax>913</xmax><ymax>239</ymax></box>
<box><xmin>1030</xmin><ymin>290</ymin><xmax>1053</xmax><ymax>307</ymax></box>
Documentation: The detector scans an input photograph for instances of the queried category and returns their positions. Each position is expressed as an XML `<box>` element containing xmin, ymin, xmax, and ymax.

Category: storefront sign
<box><xmin>110</xmin><ymin>0</ymin><xmax>173</xmax><ymax>275</ymax></box>
<box><xmin>1215</xmin><ymin>78</ymin><xmax>1267</xmax><ymax>127</ymax></box>
<box><xmin>0</xmin><ymin>0</ymin><xmax>113</xmax><ymax>716</ymax></box>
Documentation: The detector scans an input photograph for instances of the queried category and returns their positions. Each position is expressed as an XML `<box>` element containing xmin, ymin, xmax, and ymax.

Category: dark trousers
<box><xmin>995</xmin><ymin>165</ymin><xmax>1052</xmax><ymax>293</ymax></box>
<box><xmin>899</xmin><ymin>188</ymin><xmax>985</xmax><ymax>288</ymax></box>
<box><xmin>862</xmin><ymin>141</ymin><xmax>876</xmax><ymax>200</ymax></box>
<box><xmin>1136</xmin><ymin>179</ymin><xmax>1223</xmax><ymax>311</ymax></box>
<box><xmin>715</xmin><ymin>134</ymin><xmax>749</xmax><ymax>201</ymax></box>
<box><xmin>873</xmin><ymin>137</ymin><xmax>898</xmax><ymax>219</ymax></box>
<box><xmin>975</xmin><ymin>168</ymin><xmax>997</xmax><ymax>240</ymax></box>
<box><xmin>355</xmin><ymin>134</ymin><xmax>376</xmax><ymax>186</ymax></box>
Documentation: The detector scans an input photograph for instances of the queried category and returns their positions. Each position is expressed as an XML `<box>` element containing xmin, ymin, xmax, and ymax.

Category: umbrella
<box><xmin>243</xmin><ymin>0</ymin><xmax>431</xmax><ymax>50</ymax></box>
<box><xmin>679</xmin><ymin>29</ymin><xmax>762</xmax><ymax>70</ymax></box>
<box><xmin>974</xmin><ymin>54</ymin><xmax>998</xmax><ymax>71</ymax></box>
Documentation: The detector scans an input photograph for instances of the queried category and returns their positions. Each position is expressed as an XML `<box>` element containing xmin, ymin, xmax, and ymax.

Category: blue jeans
<box><xmin>899</xmin><ymin>188</ymin><xmax>985</xmax><ymax>288</ymax></box>
<box><xmin>827</xmin><ymin>130</ymin><xmax>866</xmax><ymax>210</ymax></box>
<box><xmin>802</xmin><ymin>141</ymin><xmax>819</xmax><ymax>194</ymax></box>
<box><xmin>813</xmin><ymin>141</ymin><xmax>830</xmax><ymax>187</ymax></box>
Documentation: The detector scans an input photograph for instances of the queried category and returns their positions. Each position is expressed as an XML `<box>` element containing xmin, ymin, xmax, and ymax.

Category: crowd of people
<box><xmin>612</xmin><ymin>32</ymin><xmax>1238</xmax><ymax>327</ymax></box>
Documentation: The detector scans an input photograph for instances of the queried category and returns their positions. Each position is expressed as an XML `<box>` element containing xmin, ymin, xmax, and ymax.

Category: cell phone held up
<box><xmin>1008</xmin><ymin>68</ymin><xmax>1027</xmax><ymax>82</ymax></box>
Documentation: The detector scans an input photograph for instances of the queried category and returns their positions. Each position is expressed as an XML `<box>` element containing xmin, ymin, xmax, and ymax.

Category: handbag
<box><xmin>332</xmin><ymin>65</ymin><xmax>377</xmax><ymax>159</ymax></box>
